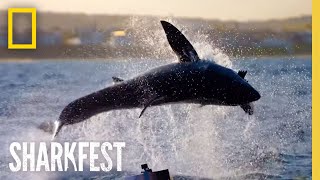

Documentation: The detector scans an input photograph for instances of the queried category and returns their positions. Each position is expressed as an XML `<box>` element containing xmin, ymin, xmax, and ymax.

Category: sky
<box><xmin>1</xmin><ymin>0</ymin><xmax>312</xmax><ymax>21</ymax></box>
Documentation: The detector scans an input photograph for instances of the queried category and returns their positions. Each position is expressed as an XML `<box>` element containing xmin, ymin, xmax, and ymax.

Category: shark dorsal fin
<box><xmin>161</xmin><ymin>21</ymin><xmax>200</xmax><ymax>63</ymax></box>
<box><xmin>238</xmin><ymin>70</ymin><xmax>247</xmax><ymax>79</ymax></box>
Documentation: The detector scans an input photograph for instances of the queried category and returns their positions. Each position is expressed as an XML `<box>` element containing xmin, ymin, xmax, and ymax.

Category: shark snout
<box><xmin>249</xmin><ymin>88</ymin><xmax>261</xmax><ymax>102</ymax></box>
<box><xmin>237</xmin><ymin>82</ymin><xmax>261</xmax><ymax>104</ymax></box>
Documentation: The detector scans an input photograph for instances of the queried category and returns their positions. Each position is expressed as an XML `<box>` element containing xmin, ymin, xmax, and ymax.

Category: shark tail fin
<box><xmin>52</xmin><ymin>121</ymin><xmax>63</xmax><ymax>140</ymax></box>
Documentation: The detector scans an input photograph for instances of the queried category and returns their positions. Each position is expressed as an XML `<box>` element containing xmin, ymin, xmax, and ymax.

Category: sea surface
<box><xmin>0</xmin><ymin>56</ymin><xmax>311</xmax><ymax>179</ymax></box>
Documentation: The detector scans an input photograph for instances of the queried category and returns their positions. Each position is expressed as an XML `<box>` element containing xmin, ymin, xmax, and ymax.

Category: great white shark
<box><xmin>52</xmin><ymin>21</ymin><xmax>261</xmax><ymax>139</ymax></box>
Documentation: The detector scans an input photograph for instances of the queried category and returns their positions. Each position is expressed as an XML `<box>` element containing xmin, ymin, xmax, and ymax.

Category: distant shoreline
<box><xmin>0</xmin><ymin>54</ymin><xmax>311</xmax><ymax>63</ymax></box>
<box><xmin>0</xmin><ymin>43</ymin><xmax>311</xmax><ymax>62</ymax></box>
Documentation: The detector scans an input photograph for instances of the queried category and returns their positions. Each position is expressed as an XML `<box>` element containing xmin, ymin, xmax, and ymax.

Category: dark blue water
<box><xmin>0</xmin><ymin>56</ymin><xmax>311</xmax><ymax>179</ymax></box>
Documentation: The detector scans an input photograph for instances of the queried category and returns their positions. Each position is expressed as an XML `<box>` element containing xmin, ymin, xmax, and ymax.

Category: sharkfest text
<box><xmin>9</xmin><ymin>142</ymin><xmax>125</xmax><ymax>172</ymax></box>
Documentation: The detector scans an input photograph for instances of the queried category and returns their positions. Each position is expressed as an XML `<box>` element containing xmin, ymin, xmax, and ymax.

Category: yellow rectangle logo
<box><xmin>8</xmin><ymin>8</ymin><xmax>37</xmax><ymax>49</ymax></box>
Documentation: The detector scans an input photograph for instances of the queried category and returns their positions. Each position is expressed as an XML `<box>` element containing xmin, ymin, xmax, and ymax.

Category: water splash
<box><xmin>125</xmin><ymin>17</ymin><xmax>233</xmax><ymax>68</ymax></box>
<box><xmin>0</xmin><ymin>19</ymin><xmax>311</xmax><ymax>179</ymax></box>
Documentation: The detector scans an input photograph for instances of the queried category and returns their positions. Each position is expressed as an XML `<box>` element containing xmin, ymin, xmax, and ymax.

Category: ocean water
<box><xmin>0</xmin><ymin>56</ymin><xmax>311</xmax><ymax>180</ymax></box>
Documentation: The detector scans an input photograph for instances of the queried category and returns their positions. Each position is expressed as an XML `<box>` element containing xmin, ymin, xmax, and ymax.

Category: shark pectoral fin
<box><xmin>240</xmin><ymin>103</ymin><xmax>254</xmax><ymax>115</ymax></box>
<box><xmin>112</xmin><ymin>76</ymin><xmax>124</xmax><ymax>84</ymax></box>
<box><xmin>139</xmin><ymin>106</ymin><xmax>149</xmax><ymax>118</ymax></box>
<box><xmin>139</xmin><ymin>96</ymin><xmax>166</xmax><ymax>118</ymax></box>
<box><xmin>160</xmin><ymin>21</ymin><xmax>200</xmax><ymax>63</ymax></box>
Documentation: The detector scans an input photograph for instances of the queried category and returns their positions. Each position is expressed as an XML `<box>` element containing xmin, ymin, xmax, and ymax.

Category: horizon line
<box><xmin>0</xmin><ymin>8</ymin><xmax>312</xmax><ymax>23</ymax></box>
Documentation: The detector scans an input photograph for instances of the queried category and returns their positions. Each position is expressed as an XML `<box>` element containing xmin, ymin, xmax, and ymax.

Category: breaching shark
<box><xmin>52</xmin><ymin>21</ymin><xmax>260</xmax><ymax>139</ymax></box>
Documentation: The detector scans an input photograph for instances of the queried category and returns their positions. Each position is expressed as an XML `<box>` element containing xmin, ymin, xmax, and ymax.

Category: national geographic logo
<box><xmin>7</xmin><ymin>8</ymin><xmax>37</xmax><ymax>49</ymax></box>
